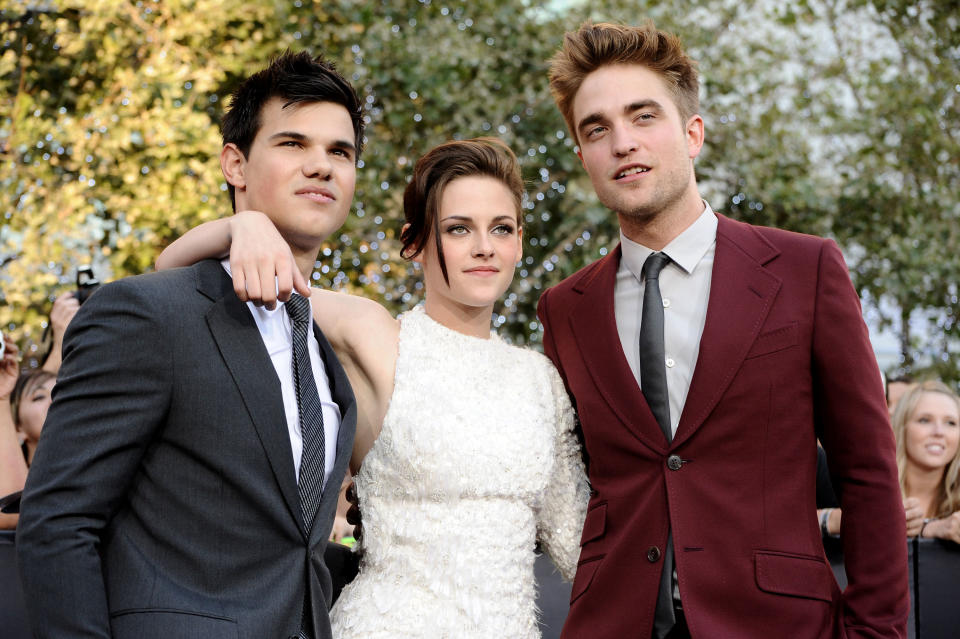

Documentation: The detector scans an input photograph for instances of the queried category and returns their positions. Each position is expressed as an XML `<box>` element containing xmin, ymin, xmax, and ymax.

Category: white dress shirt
<box><xmin>222</xmin><ymin>261</ymin><xmax>341</xmax><ymax>489</ymax></box>
<box><xmin>614</xmin><ymin>204</ymin><xmax>718</xmax><ymax>437</ymax></box>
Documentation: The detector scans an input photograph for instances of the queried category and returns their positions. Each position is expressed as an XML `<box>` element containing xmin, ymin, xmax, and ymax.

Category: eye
<box><xmin>585</xmin><ymin>125</ymin><xmax>606</xmax><ymax>140</ymax></box>
<box><xmin>279</xmin><ymin>140</ymin><xmax>302</xmax><ymax>148</ymax></box>
<box><xmin>635</xmin><ymin>112</ymin><xmax>655</xmax><ymax>121</ymax></box>
<box><xmin>331</xmin><ymin>147</ymin><xmax>353</xmax><ymax>159</ymax></box>
<box><xmin>445</xmin><ymin>224</ymin><xmax>469</xmax><ymax>235</ymax></box>
<box><xmin>492</xmin><ymin>224</ymin><xmax>515</xmax><ymax>235</ymax></box>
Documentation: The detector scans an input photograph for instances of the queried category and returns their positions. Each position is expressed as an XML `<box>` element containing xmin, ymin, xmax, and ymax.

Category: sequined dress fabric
<box><xmin>330</xmin><ymin>305</ymin><xmax>588</xmax><ymax>638</ymax></box>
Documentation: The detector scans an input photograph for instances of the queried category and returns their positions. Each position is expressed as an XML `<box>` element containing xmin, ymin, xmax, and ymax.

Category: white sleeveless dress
<box><xmin>330</xmin><ymin>305</ymin><xmax>589</xmax><ymax>638</ymax></box>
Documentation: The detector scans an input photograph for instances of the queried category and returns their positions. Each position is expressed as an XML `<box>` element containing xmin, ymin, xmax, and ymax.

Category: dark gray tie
<box><xmin>639</xmin><ymin>252</ymin><xmax>672</xmax><ymax>441</ymax></box>
<box><xmin>287</xmin><ymin>294</ymin><xmax>325</xmax><ymax>639</ymax></box>
<box><xmin>639</xmin><ymin>252</ymin><xmax>677</xmax><ymax>638</ymax></box>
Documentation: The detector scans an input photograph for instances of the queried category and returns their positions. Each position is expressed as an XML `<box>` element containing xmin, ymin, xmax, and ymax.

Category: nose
<box><xmin>471</xmin><ymin>231</ymin><xmax>494</xmax><ymax>258</ymax></box>
<box><xmin>611</xmin><ymin>123</ymin><xmax>639</xmax><ymax>157</ymax></box>
<box><xmin>303</xmin><ymin>150</ymin><xmax>332</xmax><ymax>179</ymax></box>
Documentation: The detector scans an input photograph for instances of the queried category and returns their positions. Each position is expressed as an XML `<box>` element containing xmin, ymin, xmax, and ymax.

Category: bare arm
<box><xmin>156</xmin><ymin>211</ymin><xmax>310</xmax><ymax>309</ymax></box>
<box><xmin>0</xmin><ymin>336</ymin><xmax>27</xmax><ymax>529</ymax></box>
<box><xmin>41</xmin><ymin>293</ymin><xmax>81</xmax><ymax>375</ymax></box>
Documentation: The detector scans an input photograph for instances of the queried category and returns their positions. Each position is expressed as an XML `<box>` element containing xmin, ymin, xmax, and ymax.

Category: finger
<box><xmin>275</xmin><ymin>258</ymin><xmax>294</xmax><ymax>304</ymax></box>
<box><xmin>233</xmin><ymin>267</ymin><xmax>249</xmax><ymax>303</ymax></box>
<box><xmin>244</xmin><ymin>263</ymin><xmax>263</xmax><ymax>306</ymax></box>
<box><xmin>293</xmin><ymin>262</ymin><xmax>311</xmax><ymax>298</ymax></box>
<box><xmin>257</xmin><ymin>256</ymin><xmax>278</xmax><ymax>310</ymax></box>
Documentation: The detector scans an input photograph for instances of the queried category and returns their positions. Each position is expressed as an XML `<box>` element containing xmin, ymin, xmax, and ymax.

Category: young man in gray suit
<box><xmin>17</xmin><ymin>52</ymin><xmax>361</xmax><ymax>639</ymax></box>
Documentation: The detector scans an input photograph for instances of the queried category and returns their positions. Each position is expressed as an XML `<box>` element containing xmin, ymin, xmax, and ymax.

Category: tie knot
<box><xmin>642</xmin><ymin>252</ymin><xmax>671</xmax><ymax>281</ymax></box>
<box><xmin>285</xmin><ymin>293</ymin><xmax>312</xmax><ymax>325</ymax></box>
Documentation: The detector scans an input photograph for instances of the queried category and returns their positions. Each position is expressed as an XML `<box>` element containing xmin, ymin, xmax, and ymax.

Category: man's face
<box><xmin>572</xmin><ymin>63</ymin><xmax>702</xmax><ymax>226</ymax></box>
<box><xmin>222</xmin><ymin>98</ymin><xmax>357</xmax><ymax>257</ymax></box>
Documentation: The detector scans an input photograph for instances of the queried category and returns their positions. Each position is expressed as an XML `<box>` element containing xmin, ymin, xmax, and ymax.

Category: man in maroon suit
<box><xmin>539</xmin><ymin>21</ymin><xmax>909</xmax><ymax>639</ymax></box>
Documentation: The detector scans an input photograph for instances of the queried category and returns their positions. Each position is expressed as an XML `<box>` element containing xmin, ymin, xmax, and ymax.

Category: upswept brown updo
<box><xmin>400</xmin><ymin>137</ymin><xmax>523</xmax><ymax>283</ymax></box>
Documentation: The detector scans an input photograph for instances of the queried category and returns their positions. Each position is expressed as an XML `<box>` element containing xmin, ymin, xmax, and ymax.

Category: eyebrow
<box><xmin>267</xmin><ymin>131</ymin><xmax>357</xmax><ymax>154</ymax></box>
<box><xmin>576</xmin><ymin>99</ymin><xmax>665</xmax><ymax>135</ymax></box>
<box><xmin>440</xmin><ymin>215</ymin><xmax>517</xmax><ymax>223</ymax></box>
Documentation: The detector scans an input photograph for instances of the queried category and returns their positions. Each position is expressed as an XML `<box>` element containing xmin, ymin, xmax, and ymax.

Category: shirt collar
<box><xmin>620</xmin><ymin>202</ymin><xmax>718</xmax><ymax>281</ymax></box>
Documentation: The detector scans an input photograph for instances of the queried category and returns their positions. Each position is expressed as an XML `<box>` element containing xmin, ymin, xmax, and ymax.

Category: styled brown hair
<box><xmin>891</xmin><ymin>380</ymin><xmax>960</xmax><ymax>518</ymax></box>
<box><xmin>400</xmin><ymin>137</ymin><xmax>523</xmax><ymax>283</ymax></box>
<box><xmin>549</xmin><ymin>21</ymin><xmax>699</xmax><ymax>144</ymax></box>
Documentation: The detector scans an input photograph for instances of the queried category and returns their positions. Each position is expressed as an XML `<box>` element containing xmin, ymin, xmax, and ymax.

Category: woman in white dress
<box><xmin>158</xmin><ymin>137</ymin><xmax>589</xmax><ymax>637</ymax></box>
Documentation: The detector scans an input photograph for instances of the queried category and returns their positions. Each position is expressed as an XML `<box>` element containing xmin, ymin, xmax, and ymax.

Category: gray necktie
<box><xmin>287</xmin><ymin>294</ymin><xmax>325</xmax><ymax>639</ymax></box>
<box><xmin>639</xmin><ymin>252</ymin><xmax>672</xmax><ymax>441</ymax></box>
<box><xmin>639</xmin><ymin>252</ymin><xmax>677</xmax><ymax>638</ymax></box>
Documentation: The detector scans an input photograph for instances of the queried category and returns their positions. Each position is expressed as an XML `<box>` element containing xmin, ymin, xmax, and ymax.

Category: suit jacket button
<box><xmin>647</xmin><ymin>546</ymin><xmax>661</xmax><ymax>562</ymax></box>
<box><xmin>667</xmin><ymin>454</ymin><xmax>683</xmax><ymax>471</ymax></box>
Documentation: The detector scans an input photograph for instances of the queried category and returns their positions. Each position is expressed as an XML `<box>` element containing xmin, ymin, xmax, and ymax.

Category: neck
<box><xmin>618</xmin><ymin>186</ymin><xmax>704</xmax><ymax>251</ymax></box>
<box><xmin>423</xmin><ymin>296</ymin><xmax>493</xmax><ymax>339</ymax></box>
<box><xmin>292</xmin><ymin>249</ymin><xmax>318</xmax><ymax>284</ymax></box>
<box><xmin>26</xmin><ymin>441</ymin><xmax>37</xmax><ymax>465</ymax></box>
<box><xmin>904</xmin><ymin>462</ymin><xmax>944</xmax><ymax>517</ymax></box>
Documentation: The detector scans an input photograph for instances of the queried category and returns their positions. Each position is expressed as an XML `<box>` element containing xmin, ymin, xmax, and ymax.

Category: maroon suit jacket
<box><xmin>538</xmin><ymin>214</ymin><xmax>908</xmax><ymax>639</ymax></box>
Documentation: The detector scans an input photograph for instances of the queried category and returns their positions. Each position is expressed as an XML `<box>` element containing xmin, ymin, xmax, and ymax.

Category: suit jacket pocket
<box><xmin>580</xmin><ymin>501</ymin><xmax>607</xmax><ymax>546</ymax></box>
<box><xmin>754</xmin><ymin>550</ymin><xmax>835</xmax><ymax>602</ymax></box>
<box><xmin>570</xmin><ymin>555</ymin><xmax>604</xmax><ymax>604</ymax></box>
<box><xmin>111</xmin><ymin>608</ymin><xmax>240</xmax><ymax>639</ymax></box>
<box><xmin>745</xmin><ymin>322</ymin><xmax>798</xmax><ymax>359</ymax></box>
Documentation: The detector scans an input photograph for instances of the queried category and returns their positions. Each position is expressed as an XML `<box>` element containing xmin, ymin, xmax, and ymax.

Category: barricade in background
<box><xmin>0</xmin><ymin>530</ymin><xmax>31</xmax><ymax>639</ymax></box>
<box><xmin>824</xmin><ymin>535</ymin><xmax>960</xmax><ymax>639</ymax></box>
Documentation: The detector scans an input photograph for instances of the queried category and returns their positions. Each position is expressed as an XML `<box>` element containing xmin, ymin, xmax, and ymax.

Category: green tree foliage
<box><xmin>2</xmin><ymin>0</ymin><xmax>957</xmax><ymax>384</ymax></box>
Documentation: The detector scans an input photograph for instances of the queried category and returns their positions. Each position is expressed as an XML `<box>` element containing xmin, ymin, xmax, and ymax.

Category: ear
<box><xmin>515</xmin><ymin>226</ymin><xmax>523</xmax><ymax>265</ymax></box>
<box><xmin>221</xmin><ymin>143</ymin><xmax>248</xmax><ymax>190</ymax></box>
<box><xmin>686</xmin><ymin>114</ymin><xmax>705</xmax><ymax>160</ymax></box>
<box><xmin>400</xmin><ymin>223</ymin><xmax>423</xmax><ymax>264</ymax></box>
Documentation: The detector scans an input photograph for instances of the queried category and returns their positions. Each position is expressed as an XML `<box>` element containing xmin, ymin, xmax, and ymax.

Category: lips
<box><xmin>296</xmin><ymin>187</ymin><xmax>335</xmax><ymax>202</ymax></box>
<box><xmin>464</xmin><ymin>266</ymin><xmax>500</xmax><ymax>275</ymax></box>
<box><xmin>614</xmin><ymin>164</ymin><xmax>651</xmax><ymax>180</ymax></box>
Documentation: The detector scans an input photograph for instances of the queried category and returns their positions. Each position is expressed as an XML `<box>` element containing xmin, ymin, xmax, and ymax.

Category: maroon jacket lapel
<box><xmin>674</xmin><ymin>215</ymin><xmax>782</xmax><ymax>447</ymax></box>
<box><xmin>567</xmin><ymin>246</ymin><xmax>670</xmax><ymax>452</ymax></box>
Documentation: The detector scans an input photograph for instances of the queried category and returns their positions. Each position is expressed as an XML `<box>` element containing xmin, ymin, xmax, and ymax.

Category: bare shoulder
<box><xmin>309</xmin><ymin>289</ymin><xmax>399</xmax><ymax>351</ymax></box>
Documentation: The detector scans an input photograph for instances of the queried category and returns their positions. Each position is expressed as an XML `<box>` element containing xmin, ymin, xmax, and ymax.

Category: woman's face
<box><xmin>416</xmin><ymin>175</ymin><xmax>522</xmax><ymax>313</ymax></box>
<box><xmin>904</xmin><ymin>391</ymin><xmax>960</xmax><ymax>474</ymax></box>
<box><xmin>17</xmin><ymin>376</ymin><xmax>54</xmax><ymax>445</ymax></box>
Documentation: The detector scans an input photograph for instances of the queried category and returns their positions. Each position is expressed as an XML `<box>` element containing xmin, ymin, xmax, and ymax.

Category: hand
<box><xmin>0</xmin><ymin>336</ymin><xmax>18</xmax><ymax>400</ymax></box>
<box><xmin>344</xmin><ymin>481</ymin><xmax>362</xmax><ymax>544</ymax></box>
<box><xmin>903</xmin><ymin>497</ymin><xmax>925</xmax><ymax>537</ymax></box>
<box><xmin>50</xmin><ymin>292</ymin><xmax>81</xmax><ymax>340</ymax></box>
<box><xmin>229</xmin><ymin>210</ymin><xmax>311</xmax><ymax>310</ymax></box>
<box><xmin>924</xmin><ymin>512</ymin><xmax>960</xmax><ymax>544</ymax></box>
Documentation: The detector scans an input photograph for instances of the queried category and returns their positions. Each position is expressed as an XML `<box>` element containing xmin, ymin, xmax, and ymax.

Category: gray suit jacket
<box><xmin>17</xmin><ymin>259</ymin><xmax>356</xmax><ymax>639</ymax></box>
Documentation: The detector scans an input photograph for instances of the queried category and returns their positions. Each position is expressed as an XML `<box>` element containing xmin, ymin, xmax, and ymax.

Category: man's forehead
<box><xmin>256</xmin><ymin>98</ymin><xmax>354</xmax><ymax>134</ymax></box>
<box><xmin>573</xmin><ymin>63</ymin><xmax>673</xmax><ymax>114</ymax></box>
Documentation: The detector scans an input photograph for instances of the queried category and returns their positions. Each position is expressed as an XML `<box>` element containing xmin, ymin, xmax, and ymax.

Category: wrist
<box><xmin>820</xmin><ymin>508</ymin><xmax>833</xmax><ymax>536</ymax></box>
<box><xmin>920</xmin><ymin>517</ymin><xmax>937</xmax><ymax>538</ymax></box>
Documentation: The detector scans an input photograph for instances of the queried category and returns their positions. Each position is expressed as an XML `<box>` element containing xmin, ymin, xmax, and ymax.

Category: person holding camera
<box><xmin>1</xmin><ymin>335</ymin><xmax>28</xmax><ymax>530</ymax></box>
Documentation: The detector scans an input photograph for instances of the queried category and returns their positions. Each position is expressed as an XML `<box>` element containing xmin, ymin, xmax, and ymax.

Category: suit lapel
<box><xmin>673</xmin><ymin>216</ymin><xmax>782</xmax><ymax>447</ymax></box>
<box><xmin>198</xmin><ymin>261</ymin><xmax>303</xmax><ymax>534</ymax></box>
<box><xmin>568</xmin><ymin>247</ymin><xmax>669</xmax><ymax>451</ymax></box>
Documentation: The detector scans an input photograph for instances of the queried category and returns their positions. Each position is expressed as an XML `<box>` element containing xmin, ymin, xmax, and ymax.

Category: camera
<box><xmin>74</xmin><ymin>265</ymin><xmax>101</xmax><ymax>304</ymax></box>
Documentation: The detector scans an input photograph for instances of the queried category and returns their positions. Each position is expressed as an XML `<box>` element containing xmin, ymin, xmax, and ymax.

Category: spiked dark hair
<box><xmin>221</xmin><ymin>51</ymin><xmax>364</xmax><ymax>210</ymax></box>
